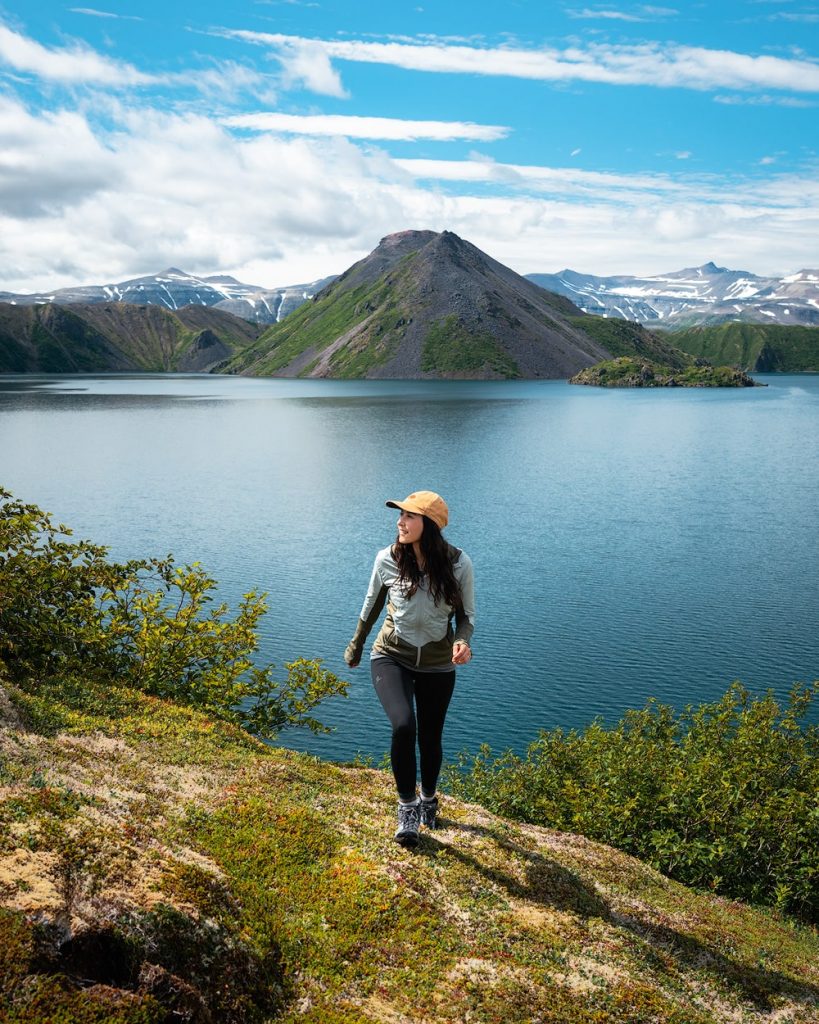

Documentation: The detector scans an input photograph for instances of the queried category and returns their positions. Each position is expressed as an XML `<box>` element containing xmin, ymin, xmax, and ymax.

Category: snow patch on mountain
<box><xmin>0</xmin><ymin>269</ymin><xmax>338</xmax><ymax>324</ymax></box>
<box><xmin>525</xmin><ymin>264</ymin><xmax>819</xmax><ymax>327</ymax></box>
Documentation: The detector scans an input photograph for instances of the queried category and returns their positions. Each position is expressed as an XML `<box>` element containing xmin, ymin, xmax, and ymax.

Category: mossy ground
<box><xmin>566</xmin><ymin>316</ymin><xmax>691</xmax><ymax>369</ymax></box>
<box><xmin>2</xmin><ymin>677</ymin><xmax>818</xmax><ymax>1023</ymax></box>
<box><xmin>570</xmin><ymin>357</ymin><xmax>761</xmax><ymax>388</ymax></box>
<box><xmin>421</xmin><ymin>315</ymin><xmax>520</xmax><ymax>378</ymax></box>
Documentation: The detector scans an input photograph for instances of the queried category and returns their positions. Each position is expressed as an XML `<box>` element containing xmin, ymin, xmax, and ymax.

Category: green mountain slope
<box><xmin>225</xmin><ymin>230</ymin><xmax>614</xmax><ymax>380</ymax></box>
<box><xmin>0</xmin><ymin>302</ymin><xmax>261</xmax><ymax>373</ymax></box>
<box><xmin>567</xmin><ymin>316</ymin><xmax>692</xmax><ymax>369</ymax></box>
<box><xmin>666</xmin><ymin>323</ymin><xmax>819</xmax><ymax>372</ymax></box>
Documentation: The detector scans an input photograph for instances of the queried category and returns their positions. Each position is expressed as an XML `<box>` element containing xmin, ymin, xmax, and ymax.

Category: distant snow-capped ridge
<box><xmin>0</xmin><ymin>268</ymin><xmax>337</xmax><ymax>325</ymax></box>
<box><xmin>3</xmin><ymin>261</ymin><xmax>818</xmax><ymax>329</ymax></box>
<box><xmin>525</xmin><ymin>263</ymin><xmax>819</xmax><ymax>328</ymax></box>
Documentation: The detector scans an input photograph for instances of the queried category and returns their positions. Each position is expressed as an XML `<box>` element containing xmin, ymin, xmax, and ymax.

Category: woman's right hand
<box><xmin>344</xmin><ymin>641</ymin><xmax>362</xmax><ymax>668</ymax></box>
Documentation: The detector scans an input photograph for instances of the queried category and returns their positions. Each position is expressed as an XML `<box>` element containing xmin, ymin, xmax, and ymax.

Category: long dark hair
<box><xmin>392</xmin><ymin>515</ymin><xmax>461</xmax><ymax>608</ymax></box>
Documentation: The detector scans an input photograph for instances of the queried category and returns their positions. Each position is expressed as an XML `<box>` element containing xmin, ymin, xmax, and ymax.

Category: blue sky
<box><xmin>1</xmin><ymin>0</ymin><xmax>817</xmax><ymax>291</ymax></box>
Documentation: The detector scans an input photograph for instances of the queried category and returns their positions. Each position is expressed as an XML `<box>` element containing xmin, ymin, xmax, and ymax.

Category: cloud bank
<box><xmin>0</xmin><ymin>18</ymin><xmax>817</xmax><ymax>291</ymax></box>
<box><xmin>1</xmin><ymin>94</ymin><xmax>817</xmax><ymax>292</ymax></box>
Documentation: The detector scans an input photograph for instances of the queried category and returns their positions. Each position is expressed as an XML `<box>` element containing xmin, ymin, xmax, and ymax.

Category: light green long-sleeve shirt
<box><xmin>346</xmin><ymin>544</ymin><xmax>475</xmax><ymax>670</ymax></box>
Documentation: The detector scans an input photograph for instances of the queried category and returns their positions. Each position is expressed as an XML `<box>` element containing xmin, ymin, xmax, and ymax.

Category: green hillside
<box><xmin>0</xmin><ymin>302</ymin><xmax>261</xmax><ymax>373</ymax></box>
<box><xmin>566</xmin><ymin>316</ymin><xmax>692</xmax><ymax>369</ymax></box>
<box><xmin>2</xmin><ymin>491</ymin><xmax>819</xmax><ymax>1023</ymax></box>
<box><xmin>666</xmin><ymin>323</ymin><xmax>819</xmax><ymax>372</ymax></box>
<box><xmin>225</xmin><ymin>267</ymin><xmax>413</xmax><ymax>377</ymax></box>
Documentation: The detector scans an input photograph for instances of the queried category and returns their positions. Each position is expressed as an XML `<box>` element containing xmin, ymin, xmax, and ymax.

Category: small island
<box><xmin>570</xmin><ymin>356</ymin><xmax>764</xmax><ymax>388</ymax></box>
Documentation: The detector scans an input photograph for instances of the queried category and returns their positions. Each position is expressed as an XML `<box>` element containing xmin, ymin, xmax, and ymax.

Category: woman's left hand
<box><xmin>452</xmin><ymin>641</ymin><xmax>472</xmax><ymax>665</ymax></box>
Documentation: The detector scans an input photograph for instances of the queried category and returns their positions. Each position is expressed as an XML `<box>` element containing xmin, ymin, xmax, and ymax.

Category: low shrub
<box><xmin>0</xmin><ymin>488</ymin><xmax>346</xmax><ymax>739</ymax></box>
<box><xmin>446</xmin><ymin>682</ymin><xmax>819</xmax><ymax>921</ymax></box>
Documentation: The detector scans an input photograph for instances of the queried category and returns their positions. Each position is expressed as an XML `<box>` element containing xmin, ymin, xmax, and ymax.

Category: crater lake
<box><xmin>1</xmin><ymin>373</ymin><xmax>817</xmax><ymax>760</ymax></box>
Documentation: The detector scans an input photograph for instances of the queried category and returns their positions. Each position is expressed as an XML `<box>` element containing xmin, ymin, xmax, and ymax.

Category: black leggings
<box><xmin>371</xmin><ymin>657</ymin><xmax>456</xmax><ymax>801</ymax></box>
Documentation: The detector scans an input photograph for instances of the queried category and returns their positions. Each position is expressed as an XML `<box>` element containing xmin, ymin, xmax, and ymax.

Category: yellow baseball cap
<box><xmin>385</xmin><ymin>490</ymin><xmax>449</xmax><ymax>529</ymax></box>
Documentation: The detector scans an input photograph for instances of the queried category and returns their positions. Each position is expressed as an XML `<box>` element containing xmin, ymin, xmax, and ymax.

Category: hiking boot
<box><xmin>420</xmin><ymin>796</ymin><xmax>439</xmax><ymax>829</ymax></box>
<box><xmin>394</xmin><ymin>801</ymin><xmax>421</xmax><ymax>848</ymax></box>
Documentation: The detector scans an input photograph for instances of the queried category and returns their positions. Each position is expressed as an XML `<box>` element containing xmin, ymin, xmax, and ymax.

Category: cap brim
<box><xmin>386</xmin><ymin>499</ymin><xmax>421</xmax><ymax>514</ymax></box>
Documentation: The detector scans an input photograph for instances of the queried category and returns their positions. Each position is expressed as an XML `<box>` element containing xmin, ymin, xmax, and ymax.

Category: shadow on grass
<box><xmin>420</xmin><ymin>818</ymin><xmax>819</xmax><ymax>1015</ymax></box>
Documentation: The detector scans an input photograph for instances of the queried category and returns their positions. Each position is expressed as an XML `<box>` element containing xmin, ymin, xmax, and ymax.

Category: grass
<box><xmin>1</xmin><ymin>302</ymin><xmax>257</xmax><ymax>374</ymax></box>
<box><xmin>567</xmin><ymin>316</ymin><xmax>692</xmax><ymax>369</ymax></box>
<box><xmin>2</xmin><ymin>673</ymin><xmax>819</xmax><ymax>1022</ymax></box>
<box><xmin>421</xmin><ymin>315</ymin><xmax>520</xmax><ymax>378</ymax></box>
<box><xmin>230</xmin><ymin>254</ymin><xmax>423</xmax><ymax>377</ymax></box>
<box><xmin>666</xmin><ymin>323</ymin><xmax>819</xmax><ymax>372</ymax></box>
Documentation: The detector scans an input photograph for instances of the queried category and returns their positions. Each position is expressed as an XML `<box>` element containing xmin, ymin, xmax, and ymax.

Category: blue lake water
<box><xmin>1</xmin><ymin>373</ymin><xmax>817</xmax><ymax>762</ymax></box>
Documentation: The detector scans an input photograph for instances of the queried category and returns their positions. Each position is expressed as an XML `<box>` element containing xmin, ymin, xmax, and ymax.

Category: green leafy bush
<box><xmin>0</xmin><ymin>488</ymin><xmax>346</xmax><ymax>738</ymax></box>
<box><xmin>446</xmin><ymin>682</ymin><xmax>819</xmax><ymax>921</ymax></box>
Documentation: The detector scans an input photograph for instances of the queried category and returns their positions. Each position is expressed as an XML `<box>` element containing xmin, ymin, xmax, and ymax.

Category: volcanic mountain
<box><xmin>225</xmin><ymin>230</ymin><xmax>624</xmax><ymax>379</ymax></box>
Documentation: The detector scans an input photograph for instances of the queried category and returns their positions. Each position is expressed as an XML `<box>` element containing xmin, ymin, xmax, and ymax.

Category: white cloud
<box><xmin>567</xmin><ymin>3</ymin><xmax>678</xmax><ymax>18</ymax></box>
<box><xmin>176</xmin><ymin>61</ymin><xmax>280</xmax><ymax>106</ymax></box>
<box><xmin>567</xmin><ymin>8</ymin><xmax>645</xmax><ymax>21</ymax></box>
<box><xmin>774</xmin><ymin>12</ymin><xmax>819</xmax><ymax>22</ymax></box>
<box><xmin>675</xmin><ymin>150</ymin><xmax>691</xmax><ymax>159</ymax></box>
<box><xmin>225</xmin><ymin>112</ymin><xmax>509</xmax><ymax>141</ymax></box>
<box><xmin>1</xmin><ymin>98</ymin><xmax>818</xmax><ymax>292</ymax></box>
<box><xmin>274</xmin><ymin>37</ymin><xmax>349</xmax><ymax>97</ymax></box>
<box><xmin>70</xmin><ymin>8</ymin><xmax>144</xmax><ymax>20</ymax></box>
<box><xmin>571</xmin><ymin>147</ymin><xmax>582</xmax><ymax>156</ymax></box>
<box><xmin>220</xmin><ymin>29</ymin><xmax>819</xmax><ymax>93</ymax></box>
<box><xmin>0</xmin><ymin>95</ymin><xmax>119</xmax><ymax>216</ymax></box>
<box><xmin>714</xmin><ymin>93</ymin><xmax>816</xmax><ymax>107</ymax></box>
<box><xmin>394</xmin><ymin>156</ymin><xmax>688</xmax><ymax>200</ymax></box>
<box><xmin>0</xmin><ymin>22</ymin><xmax>155</xmax><ymax>85</ymax></box>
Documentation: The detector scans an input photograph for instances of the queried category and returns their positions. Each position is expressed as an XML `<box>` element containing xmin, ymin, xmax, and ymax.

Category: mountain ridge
<box><xmin>0</xmin><ymin>268</ymin><xmax>335</xmax><ymax>326</ymax></box>
<box><xmin>0</xmin><ymin>301</ymin><xmax>262</xmax><ymax>373</ymax></box>
<box><xmin>669</xmin><ymin>321</ymin><xmax>819</xmax><ymax>372</ymax></box>
<box><xmin>526</xmin><ymin>264</ymin><xmax>819</xmax><ymax>327</ymax></box>
<box><xmin>4</xmin><ymin>258</ymin><xmax>817</xmax><ymax>330</ymax></box>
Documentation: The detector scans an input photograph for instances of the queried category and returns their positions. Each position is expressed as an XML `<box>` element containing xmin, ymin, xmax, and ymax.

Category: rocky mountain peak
<box><xmin>377</xmin><ymin>229</ymin><xmax>438</xmax><ymax>250</ymax></box>
<box><xmin>227</xmin><ymin>229</ymin><xmax>613</xmax><ymax>379</ymax></box>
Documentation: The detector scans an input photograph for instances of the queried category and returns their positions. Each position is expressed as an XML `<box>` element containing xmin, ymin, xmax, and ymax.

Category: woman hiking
<box><xmin>344</xmin><ymin>491</ymin><xmax>475</xmax><ymax>848</ymax></box>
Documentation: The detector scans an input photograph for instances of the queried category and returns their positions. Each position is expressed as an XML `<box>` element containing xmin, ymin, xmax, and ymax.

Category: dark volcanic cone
<box><xmin>227</xmin><ymin>230</ymin><xmax>614</xmax><ymax>380</ymax></box>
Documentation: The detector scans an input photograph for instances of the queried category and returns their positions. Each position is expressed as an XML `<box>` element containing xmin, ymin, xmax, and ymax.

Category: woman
<box><xmin>344</xmin><ymin>490</ymin><xmax>475</xmax><ymax>848</ymax></box>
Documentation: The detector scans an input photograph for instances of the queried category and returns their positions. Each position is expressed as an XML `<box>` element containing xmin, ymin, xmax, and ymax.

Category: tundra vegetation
<box><xmin>1</xmin><ymin>489</ymin><xmax>818</xmax><ymax>1023</ymax></box>
<box><xmin>666</xmin><ymin>323</ymin><xmax>819</xmax><ymax>373</ymax></box>
<box><xmin>569</xmin><ymin>357</ymin><xmax>761</xmax><ymax>387</ymax></box>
